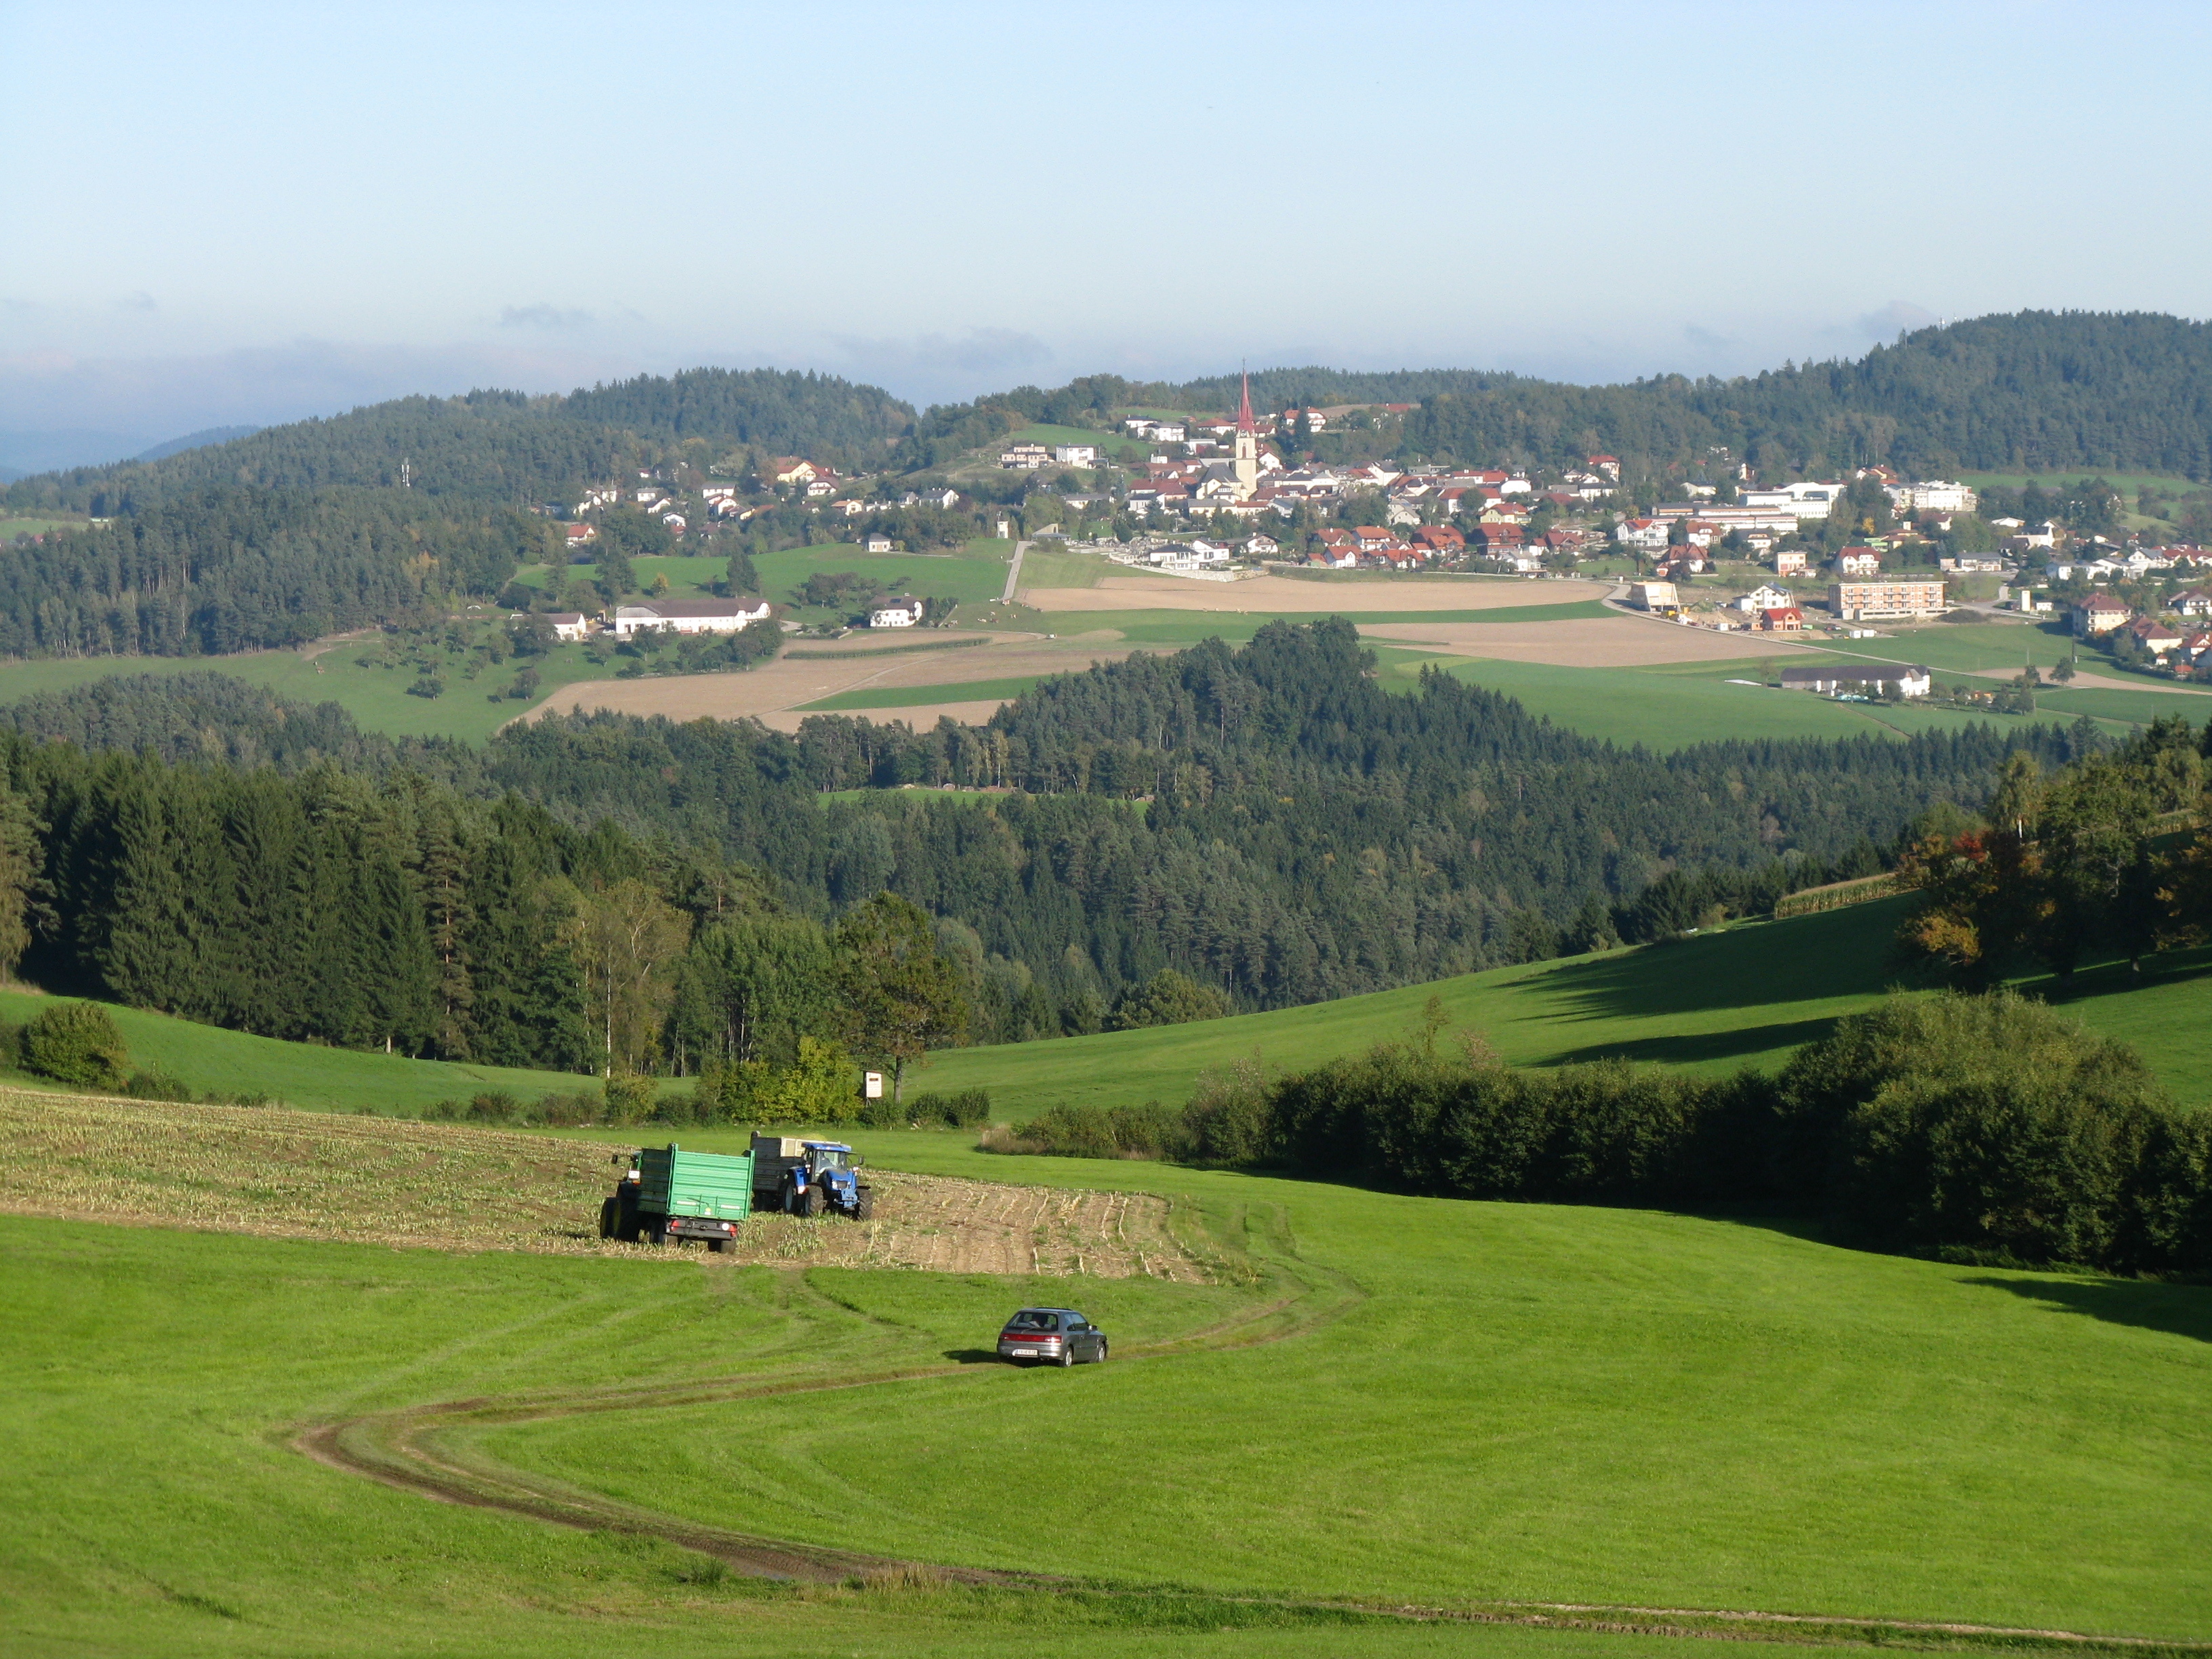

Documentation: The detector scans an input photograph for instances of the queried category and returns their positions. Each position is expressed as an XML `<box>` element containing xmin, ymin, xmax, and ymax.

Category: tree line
<box><xmin>0</xmin><ymin>621</ymin><xmax>2095</xmax><ymax>1054</ymax></box>
<box><xmin>994</xmin><ymin>991</ymin><xmax>2212</xmax><ymax>1277</ymax></box>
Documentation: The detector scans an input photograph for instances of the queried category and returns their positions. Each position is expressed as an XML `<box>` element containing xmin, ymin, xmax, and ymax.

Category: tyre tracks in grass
<box><xmin>287</xmin><ymin>1192</ymin><xmax>2204</xmax><ymax>1655</ymax></box>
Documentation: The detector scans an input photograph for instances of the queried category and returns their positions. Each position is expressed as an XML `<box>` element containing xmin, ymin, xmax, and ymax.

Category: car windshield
<box><xmin>1006</xmin><ymin>1311</ymin><xmax>1059</xmax><ymax>1332</ymax></box>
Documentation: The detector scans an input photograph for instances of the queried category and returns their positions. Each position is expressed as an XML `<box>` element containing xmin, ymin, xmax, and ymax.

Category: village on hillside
<box><xmin>536</xmin><ymin>384</ymin><xmax>2212</xmax><ymax>684</ymax></box>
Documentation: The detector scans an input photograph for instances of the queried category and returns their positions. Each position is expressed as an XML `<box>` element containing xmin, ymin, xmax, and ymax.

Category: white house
<box><xmin>1000</xmin><ymin>444</ymin><xmax>1049</xmax><ymax>469</ymax></box>
<box><xmin>1052</xmin><ymin>445</ymin><xmax>1099</xmax><ymax>466</ymax></box>
<box><xmin>1615</xmin><ymin>517</ymin><xmax>1670</xmax><ymax>551</ymax></box>
<box><xmin>862</xmin><ymin>532</ymin><xmax>895</xmax><ymax>553</ymax></box>
<box><xmin>1773</xmin><ymin>549</ymin><xmax>1807</xmax><ymax>575</ymax></box>
<box><xmin>1888</xmin><ymin>480</ymin><xmax>1979</xmax><ymax>515</ymax></box>
<box><xmin>607</xmin><ymin>597</ymin><xmax>772</xmax><ymax>638</ymax></box>
<box><xmin>544</xmin><ymin>612</ymin><xmax>590</xmax><ymax>642</ymax></box>
<box><xmin>869</xmin><ymin>596</ymin><xmax>926</xmax><ymax>628</ymax></box>
<box><xmin>1734</xmin><ymin>583</ymin><xmax>1795</xmax><ymax>613</ymax></box>
<box><xmin>1740</xmin><ymin>481</ymin><xmax>1845</xmax><ymax>520</ymax></box>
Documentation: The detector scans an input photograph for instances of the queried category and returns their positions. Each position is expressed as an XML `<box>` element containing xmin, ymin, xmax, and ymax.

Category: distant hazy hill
<box><xmin>133</xmin><ymin>426</ymin><xmax>262</xmax><ymax>463</ymax></box>
<box><xmin>913</xmin><ymin>311</ymin><xmax>2212</xmax><ymax>480</ymax></box>
<box><xmin>4</xmin><ymin>368</ymin><xmax>915</xmax><ymax>514</ymax></box>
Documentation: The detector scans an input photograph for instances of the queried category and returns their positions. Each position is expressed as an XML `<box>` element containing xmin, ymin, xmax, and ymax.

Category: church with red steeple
<box><xmin>1231</xmin><ymin>371</ymin><xmax>1261</xmax><ymax>501</ymax></box>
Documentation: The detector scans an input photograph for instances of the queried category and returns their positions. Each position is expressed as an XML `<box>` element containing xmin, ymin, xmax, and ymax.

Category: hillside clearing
<box><xmin>0</xmin><ymin>1091</ymin><xmax>1203</xmax><ymax>1276</ymax></box>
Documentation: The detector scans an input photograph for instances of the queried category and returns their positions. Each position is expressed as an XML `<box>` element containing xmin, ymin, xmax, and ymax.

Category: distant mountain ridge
<box><xmin>134</xmin><ymin>426</ymin><xmax>262</xmax><ymax>463</ymax></box>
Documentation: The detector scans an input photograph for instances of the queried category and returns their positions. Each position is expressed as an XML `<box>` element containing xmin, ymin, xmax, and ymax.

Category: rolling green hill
<box><xmin>915</xmin><ymin>897</ymin><xmax>2212</xmax><ymax>1115</ymax></box>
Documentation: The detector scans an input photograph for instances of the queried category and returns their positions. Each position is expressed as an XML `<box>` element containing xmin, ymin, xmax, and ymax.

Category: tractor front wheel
<box><xmin>854</xmin><ymin>1187</ymin><xmax>876</xmax><ymax>1221</ymax></box>
<box><xmin>794</xmin><ymin>1186</ymin><xmax>821</xmax><ymax>1219</ymax></box>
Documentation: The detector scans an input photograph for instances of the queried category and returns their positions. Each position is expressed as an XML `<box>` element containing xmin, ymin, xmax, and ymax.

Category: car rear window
<box><xmin>1005</xmin><ymin>1311</ymin><xmax>1059</xmax><ymax>1332</ymax></box>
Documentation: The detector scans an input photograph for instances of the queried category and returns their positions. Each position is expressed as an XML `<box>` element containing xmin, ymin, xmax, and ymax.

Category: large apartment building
<box><xmin>1828</xmin><ymin>578</ymin><xmax>1947</xmax><ymax>621</ymax></box>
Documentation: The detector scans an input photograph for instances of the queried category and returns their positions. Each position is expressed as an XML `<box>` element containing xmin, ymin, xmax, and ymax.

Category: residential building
<box><xmin>1410</xmin><ymin>525</ymin><xmax>1465</xmax><ymax>557</ymax></box>
<box><xmin>544</xmin><ymin>612</ymin><xmax>590</xmax><ymax>642</ymax></box>
<box><xmin>1000</xmin><ymin>444</ymin><xmax>1050</xmax><ymax>469</ymax></box>
<box><xmin>564</xmin><ymin>523</ymin><xmax>597</xmax><ymax>547</ymax></box>
<box><xmin>1759</xmin><ymin>607</ymin><xmax>1805</xmax><ymax>632</ymax></box>
<box><xmin>1835</xmin><ymin>548</ymin><xmax>1883</xmax><ymax>578</ymax></box>
<box><xmin>2074</xmin><ymin>594</ymin><xmax>2131</xmax><ymax>636</ymax></box>
<box><xmin>608</xmin><ymin>597</ymin><xmax>773</xmax><ymax>638</ymax></box>
<box><xmin>868</xmin><ymin>596</ymin><xmax>926</xmax><ymax>628</ymax></box>
<box><xmin>1773</xmin><ymin>550</ymin><xmax>1807</xmax><ymax>575</ymax></box>
<box><xmin>1779</xmin><ymin>663</ymin><xmax>1932</xmax><ymax>698</ymax></box>
<box><xmin>1615</xmin><ymin>517</ymin><xmax>1669</xmax><ymax>551</ymax></box>
<box><xmin>1733</xmin><ymin>583</ymin><xmax>1795</xmax><ymax>613</ymax></box>
<box><xmin>2173</xmin><ymin>587</ymin><xmax>2212</xmax><ymax>618</ymax></box>
<box><xmin>2125</xmin><ymin>615</ymin><xmax>2185</xmax><ymax>657</ymax></box>
<box><xmin>862</xmin><ymin>533</ymin><xmax>895</xmax><ymax>553</ymax></box>
<box><xmin>765</xmin><ymin>457</ymin><xmax>820</xmax><ymax>485</ymax></box>
<box><xmin>1828</xmin><ymin>579</ymin><xmax>1947</xmax><ymax>621</ymax></box>
<box><xmin>1052</xmin><ymin>445</ymin><xmax>1099</xmax><ymax>466</ymax></box>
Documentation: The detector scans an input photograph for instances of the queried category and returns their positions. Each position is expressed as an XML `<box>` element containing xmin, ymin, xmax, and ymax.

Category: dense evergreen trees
<box><xmin>0</xmin><ymin>621</ymin><xmax>2093</xmax><ymax>1057</ymax></box>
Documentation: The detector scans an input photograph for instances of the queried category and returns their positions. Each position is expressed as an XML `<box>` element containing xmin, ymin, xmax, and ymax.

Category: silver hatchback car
<box><xmin>996</xmin><ymin>1307</ymin><xmax>1108</xmax><ymax>1367</ymax></box>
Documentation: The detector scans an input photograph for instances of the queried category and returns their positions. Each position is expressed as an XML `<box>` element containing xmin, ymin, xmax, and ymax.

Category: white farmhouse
<box><xmin>607</xmin><ymin>598</ymin><xmax>772</xmax><ymax>638</ymax></box>
<box><xmin>869</xmin><ymin>596</ymin><xmax>926</xmax><ymax>628</ymax></box>
<box><xmin>1052</xmin><ymin>445</ymin><xmax>1099</xmax><ymax>466</ymax></box>
<box><xmin>543</xmin><ymin>612</ymin><xmax>591</xmax><ymax>642</ymax></box>
<box><xmin>1733</xmin><ymin>583</ymin><xmax>1795</xmax><ymax>613</ymax></box>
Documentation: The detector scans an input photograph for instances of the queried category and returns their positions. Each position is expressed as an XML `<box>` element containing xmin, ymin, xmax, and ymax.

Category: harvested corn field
<box><xmin>0</xmin><ymin>1090</ymin><xmax>1204</xmax><ymax>1279</ymax></box>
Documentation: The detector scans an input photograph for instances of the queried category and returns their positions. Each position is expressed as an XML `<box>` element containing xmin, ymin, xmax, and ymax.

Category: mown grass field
<box><xmin>9</xmin><ymin>1133</ymin><xmax>2207</xmax><ymax>1654</ymax></box>
<box><xmin>798</xmin><ymin>674</ymin><xmax>1044</xmax><ymax>711</ymax></box>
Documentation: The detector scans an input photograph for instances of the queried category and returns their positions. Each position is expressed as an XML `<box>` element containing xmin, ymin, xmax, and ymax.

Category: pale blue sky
<box><xmin>3</xmin><ymin>0</ymin><xmax>2209</xmax><ymax>462</ymax></box>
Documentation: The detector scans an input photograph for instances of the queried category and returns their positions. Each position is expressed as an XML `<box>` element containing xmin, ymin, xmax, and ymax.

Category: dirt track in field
<box><xmin>0</xmin><ymin>1092</ymin><xmax>1204</xmax><ymax>1278</ymax></box>
<box><xmin>1358</xmin><ymin>616</ymin><xmax>1811</xmax><ymax>666</ymax></box>
<box><xmin>1020</xmin><ymin>574</ymin><xmax>1610</xmax><ymax>612</ymax></box>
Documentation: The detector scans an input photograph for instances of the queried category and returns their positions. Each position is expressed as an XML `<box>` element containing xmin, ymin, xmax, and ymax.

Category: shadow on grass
<box><xmin>1544</xmin><ymin>1015</ymin><xmax>1841</xmax><ymax>1068</ymax></box>
<box><xmin>1963</xmin><ymin>1274</ymin><xmax>2212</xmax><ymax>1345</ymax></box>
<box><xmin>1528</xmin><ymin>899</ymin><xmax>1912</xmax><ymax>1025</ymax></box>
<box><xmin>941</xmin><ymin>1348</ymin><xmax>1004</xmax><ymax>1366</ymax></box>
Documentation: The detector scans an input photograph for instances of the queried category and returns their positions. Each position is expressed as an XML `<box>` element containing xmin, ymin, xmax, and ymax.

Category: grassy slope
<box><xmin>0</xmin><ymin>989</ymin><xmax>596</xmax><ymax>1112</ymax></box>
<box><xmin>8</xmin><ymin>1151</ymin><xmax>2209</xmax><ymax>1652</ymax></box>
<box><xmin>914</xmin><ymin>899</ymin><xmax>2212</xmax><ymax>1115</ymax></box>
<box><xmin>489</xmin><ymin>1143</ymin><xmax>2212</xmax><ymax>1639</ymax></box>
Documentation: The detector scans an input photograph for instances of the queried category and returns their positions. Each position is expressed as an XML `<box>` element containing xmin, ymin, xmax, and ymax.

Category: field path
<box><xmin>283</xmin><ymin>1192</ymin><xmax>2182</xmax><ymax>1652</ymax></box>
<box><xmin>1002</xmin><ymin>537</ymin><xmax>1029</xmax><ymax>601</ymax></box>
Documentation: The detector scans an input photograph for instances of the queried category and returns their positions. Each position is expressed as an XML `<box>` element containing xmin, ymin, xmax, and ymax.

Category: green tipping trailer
<box><xmin>597</xmin><ymin>1143</ymin><xmax>754</xmax><ymax>1250</ymax></box>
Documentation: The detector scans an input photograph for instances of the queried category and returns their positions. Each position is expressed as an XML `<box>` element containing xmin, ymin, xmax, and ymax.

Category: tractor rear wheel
<box><xmin>597</xmin><ymin>1196</ymin><xmax>619</xmax><ymax>1240</ymax></box>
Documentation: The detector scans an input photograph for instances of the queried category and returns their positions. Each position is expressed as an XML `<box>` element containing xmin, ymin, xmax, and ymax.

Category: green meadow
<box><xmin>1408</xmin><ymin>657</ymin><xmax>2073</xmax><ymax>749</ymax></box>
<box><xmin>798</xmin><ymin>674</ymin><xmax>1044</xmax><ymax>711</ymax></box>
<box><xmin>0</xmin><ymin>988</ymin><xmax>596</xmax><ymax>1112</ymax></box>
<box><xmin>914</xmin><ymin>897</ymin><xmax>2212</xmax><ymax>1116</ymax></box>
<box><xmin>9</xmin><ymin>1133</ymin><xmax>2207</xmax><ymax>1654</ymax></box>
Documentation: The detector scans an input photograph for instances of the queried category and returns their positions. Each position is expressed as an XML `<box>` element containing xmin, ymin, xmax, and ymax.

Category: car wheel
<box><xmin>1057</xmin><ymin>1343</ymin><xmax>1074</xmax><ymax>1368</ymax></box>
<box><xmin>1094</xmin><ymin>1339</ymin><xmax>1107</xmax><ymax>1364</ymax></box>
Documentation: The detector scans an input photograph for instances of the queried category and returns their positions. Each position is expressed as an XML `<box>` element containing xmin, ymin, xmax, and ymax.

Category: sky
<box><xmin>3</xmin><ymin>0</ymin><xmax>2210</xmax><ymax>469</ymax></box>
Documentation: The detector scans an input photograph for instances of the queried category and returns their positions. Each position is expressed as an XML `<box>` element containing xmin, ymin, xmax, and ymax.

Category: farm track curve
<box><xmin>289</xmin><ymin>1195</ymin><xmax>2203</xmax><ymax>1656</ymax></box>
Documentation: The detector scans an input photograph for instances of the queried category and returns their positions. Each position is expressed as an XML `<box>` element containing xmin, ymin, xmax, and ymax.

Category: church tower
<box><xmin>1232</xmin><ymin>371</ymin><xmax>1260</xmax><ymax>500</ymax></box>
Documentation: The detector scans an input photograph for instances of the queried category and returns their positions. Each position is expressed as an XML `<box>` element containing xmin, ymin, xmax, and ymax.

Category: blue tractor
<box><xmin>750</xmin><ymin>1133</ymin><xmax>876</xmax><ymax>1221</ymax></box>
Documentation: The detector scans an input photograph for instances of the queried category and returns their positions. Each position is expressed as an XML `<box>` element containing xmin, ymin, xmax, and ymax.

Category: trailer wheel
<box><xmin>647</xmin><ymin>1226</ymin><xmax>665</xmax><ymax>1246</ymax></box>
<box><xmin>854</xmin><ymin>1187</ymin><xmax>876</xmax><ymax>1221</ymax></box>
<box><xmin>707</xmin><ymin>1238</ymin><xmax>726</xmax><ymax>1253</ymax></box>
<box><xmin>597</xmin><ymin>1196</ymin><xmax>619</xmax><ymax>1240</ymax></box>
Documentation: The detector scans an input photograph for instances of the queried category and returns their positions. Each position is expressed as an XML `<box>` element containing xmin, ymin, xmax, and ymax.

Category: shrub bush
<box><xmin>602</xmin><ymin>1075</ymin><xmax>656</xmax><ymax>1126</ymax></box>
<box><xmin>123</xmin><ymin>1068</ymin><xmax>194</xmax><ymax>1102</ymax></box>
<box><xmin>20</xmin><ymin>1002</ymin><xmax>131</xmax><ymax>1090</ymax></box>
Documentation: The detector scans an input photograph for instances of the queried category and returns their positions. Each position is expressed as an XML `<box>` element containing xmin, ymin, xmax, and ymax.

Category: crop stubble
<box><xmin>0</xmin><ymin>1091</ymin><xmax>1202</xmax><ymax>1279</ymax></box>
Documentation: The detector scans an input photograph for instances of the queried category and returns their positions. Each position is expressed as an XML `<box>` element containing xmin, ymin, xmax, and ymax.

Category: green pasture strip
<box><xmin>1412</xmin><ymin>657</ymin><xmax>2058</xmax><ymax>749</ymax></box>
<box><xmin>1014</xmin><ymin>546</ymin><xmax>1121</xmax><ymax>588</ymax></box>
<box><xmin>0</xmin><ymin>989</ymin><xmax>592</xmax><ymax>1113</ymax></box>
<box><xmin>488</xmin><ymin>1143</ymin><xmax>2212</xmax><ymax>1639</ymax></box>
<box><xmin>912</xmin><ymin>899</ymin><xmax>2212</xmax><ymax>1115</ymax></box>
<box><xmin>511</xmin><ymin>552</ymin><xmax>732</xmax><ymax>595</ymax></box>
<box><xmin>1961</xmin><ymin>469</ymin><xmax>2204</xmax><ymax>496</ymax></box>
<box><xmin>2039</xmin><ymin>684</ymin><xmax>2212</xmax><ymax>725</ymax></box>
<box><xmin>798</xmin><ymin>674</ymin><xmax>1043</xmax><ymax>712</ymax></box>
<box><xmin>755</xmin><ymin>543</ymin><xmax>1012</xmax><ymax>611</ymax></box>
<box><xmin>1001</xmin><ymin>422</ymin><xmax>1150</xmax><ymax>462</ymax></box>
<box><xmin>1031</xmin><ymin>602</ymin><xmax>1610</xmax><ymax>649</ymax></box>
<box><xmin>0</xmin><ymin>638</ymin><xmax>623</xmax><ymax>745</ymax></box>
